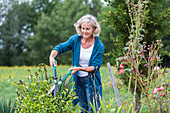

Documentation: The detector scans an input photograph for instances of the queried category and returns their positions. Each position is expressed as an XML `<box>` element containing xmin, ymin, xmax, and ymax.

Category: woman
<box><xmin>49</xmin><ymin>14</ymin><xmax>104</xmax><ymax>113</ymax></box>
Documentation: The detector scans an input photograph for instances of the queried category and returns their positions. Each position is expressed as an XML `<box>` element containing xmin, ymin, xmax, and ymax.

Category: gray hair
<box><xmin>74</xmin><ymin>14</ymin><xmax>101</xmax><ymax>37</ymax></box>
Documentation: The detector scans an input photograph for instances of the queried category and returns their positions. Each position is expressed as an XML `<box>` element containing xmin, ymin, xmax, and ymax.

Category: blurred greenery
<box><xmin>103</xmin><ymin>0</ymin><xmax>169</xmax><ymax>112</ymax></box>
<box><xmin>0</xmin><ymin>65</ymin><xmax>169</xmax><ymax>112</ymax></box>
<box><xmin>0</xmin><ymin>65</ymin><xmax>129</xmax><ymax>112</ymax></box>
<box><xmin>103</xmin><ymin>0</ymin><xmax>170</xmax><ymax>66</ymax></box>
<box><xmin>0</xmin><ymin>0</ymin><xmax>169</xmax><ymax>67</ymax></box>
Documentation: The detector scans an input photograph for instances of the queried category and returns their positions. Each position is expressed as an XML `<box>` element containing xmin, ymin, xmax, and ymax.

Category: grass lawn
<box><xmin>0</xmin><ymin>65</ymin><xmax>169</xmax><ymax>112</ymax></box>
<box><xmin>0</xmin><ymin>65</ymin><xmax>70</xmax><ymax>102</ymax></box>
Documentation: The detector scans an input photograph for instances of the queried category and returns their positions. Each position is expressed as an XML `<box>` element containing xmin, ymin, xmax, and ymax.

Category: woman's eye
<box><xmin>82</xmin><ymin>28</ymin><xmax>91</xmax><ymax>30</ymax></box>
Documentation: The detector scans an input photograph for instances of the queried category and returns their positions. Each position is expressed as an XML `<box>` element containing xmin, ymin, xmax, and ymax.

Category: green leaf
<box><xmin>90</xmin><ymin>98</ymin><xmax>96</xmax><ymax>113</ymax></box>
<box><xmin>116</xmin><ymin>106</ymin><xmax>123</xmax><ymax>113</ymax></box>
<box><xmin>125</xmin><ymin>69</ymin><xmax>132</xmax><ymax>72</ymax></box>
<box><xmin>136</xmin><ymin>37</ymin><xmax>143</xmax><ymax>40</ymax></box>
<box><xmin>123</xmin><ymin>47</ymin><xmax>129</xmax><ymax>51</ymax></box>
<box><xmin>99</xmin><ymin>95</ymin><xmax>106</xmax><ymax>113</ymax></box>
<box><xmin>143</xmin><ymin>1</ymin><xmax>148</xmax><ymax>4</ymax></box>
<box><xmin>128</xmin><ymin>35</ymin><xmax>133</xmax><ymax>39</ymax></box>
<box><xmin>127</xmin><ymin>103</ymin><xmax>133</xmax><ymax>113</ymax></box>
<box><xmin>139</xmin><ymin>34</ymin><xmax>144</xmax><ymax>37</ymax></box>
<box><xmin>110</xmin><ymin>108</ymin><xmax>116</xmax><ymax>113</ymax></box>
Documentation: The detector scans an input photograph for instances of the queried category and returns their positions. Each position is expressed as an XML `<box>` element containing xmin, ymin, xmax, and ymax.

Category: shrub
<box><xmin>0</xmin><ymin>98</ymin><xmax>16</xmax><ymax>113</ymax></box>
<box><xmin>13</xmin><ymin>63</ymin><xmax>79</xmax><ymax>113</ymax></box>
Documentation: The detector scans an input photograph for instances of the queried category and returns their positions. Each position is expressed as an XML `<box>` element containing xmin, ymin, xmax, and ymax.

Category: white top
<box><xmin>78</xmin><ymin>44</ymin><xmax>94</xmax><ymax>77</ymax></box>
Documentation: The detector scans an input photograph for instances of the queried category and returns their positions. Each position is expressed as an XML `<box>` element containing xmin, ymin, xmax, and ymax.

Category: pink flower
<box><xmin>154</xmin><ymin>49</ymin><xmax>157</xmax><ymax>52</ymax></box>
<box><xmin>153</xmin><ymin>88</ymin><xmax>158</xmax><ymax>94</ymax></box>
<box><xmin>154</xmin><ymin>66</ymin><xmax>160</xmax><ymax>71</ymax></box>
<box><xmin>141</xmin><ymin>50</ymin><xmax>147</xmax><ymax>52</ymax></box>
<box><xmin>138</xmin><ymin>75</ymin><xmax>143</xmax><ymax>77</ymax></box>
<box><xmin>119</xmin><ymin>69</ymin><xmax>124</xmax><ymax>74</ymax></box>
<box><xmin>153</xmin><ymin>91</ymin><xmax>157</xmax><ymax>94</ymax></box>
<box><xmin>160</xmin><ymin>92</ymin><xmax>165</xmax><ymax>96</ymax></box>
<box><xmin>132</xmin><ymin>70</ymin><xmax>136</xmax><ymax>72</ymax></box>
<box><xmin>157</xmin><ymin>86</ymin><xmax>164</xmax><ymax>91</ymax></box>
<box><xmin>151</xmin><ymin>76</ymin><xmax>156</xmax><ymax>79</ymax></box>
<box><xmin>120</xmin><ymin>64</ymin><xmax>124</xmax><ymax>68</ymax></box>
<box><xmin>150</xmin><ymin>57</ymin><xmax>154</xmax><ymax>61</ymax></box>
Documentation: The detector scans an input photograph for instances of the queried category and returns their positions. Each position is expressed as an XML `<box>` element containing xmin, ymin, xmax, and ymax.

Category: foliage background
<box><xmin>0</xmin><ymin>1</ymin><xmax>169</xmax><ymax>112</ymax></box>
<box><xmin>0</xmin><ymin>0</ymin><xmax>169</xmax><ymax>67</ymax></box>
<box><xmin>0</xmin><ymin>66</ymin><xmax>169</xmax><ymax>112</ymax></box>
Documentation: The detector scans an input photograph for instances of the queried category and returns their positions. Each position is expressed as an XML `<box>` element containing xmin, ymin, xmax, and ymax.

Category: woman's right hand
<box><xmin>49</xmin><ymin>57</ymin><xmax>57</xmax><ymax>69</ymax></box>
<box><xmin>49</xmin><ymin>50</ymin><xmax>58</xmax><ymax>69</ymax></box>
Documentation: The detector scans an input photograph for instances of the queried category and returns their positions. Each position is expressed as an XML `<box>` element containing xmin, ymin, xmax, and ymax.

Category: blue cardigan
<box><xmin>53</xmin><ymin>34</ymin><xmax>104</xmax><ymax>107</ymax></box>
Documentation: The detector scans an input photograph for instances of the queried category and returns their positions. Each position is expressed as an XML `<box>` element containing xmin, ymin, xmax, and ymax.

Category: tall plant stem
<box><xmin>146</xmin><ymin>96</ymin><xmax>153</xmax><ymax>113</ymax></box>
<box><xmin>132</xmin><ymin>75</ymin><xmax>137</xmax><ymax>113</ymax></box>
<box><xmin>146</xmin><ymin>62</ymin><xmax>151</xmax><ymax>92</ymax></box>
<box><xmin>126</xmin><ymin>75</ymin><xmax>132</xmax><ymax>113</ymax></box>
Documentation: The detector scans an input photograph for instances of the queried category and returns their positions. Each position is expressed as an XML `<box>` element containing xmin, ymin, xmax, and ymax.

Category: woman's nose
<box><xmin>84</xmin><ymin>29</ymin><xmax>87</xmax><ymax>33</ymax></box>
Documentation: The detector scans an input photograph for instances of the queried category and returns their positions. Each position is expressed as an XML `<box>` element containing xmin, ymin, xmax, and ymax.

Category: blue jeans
<box><xmin>76</xmin><ymin>76</ymin><xmax>91</xmax><ymax>113</ymax></box>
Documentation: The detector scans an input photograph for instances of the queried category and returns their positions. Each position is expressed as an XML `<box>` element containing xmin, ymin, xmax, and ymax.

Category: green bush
<box><xmin>0</xmin><ymin>98</ymin><xmax>16</xmax><ymax>113</ymax></box>
<box><xmin>13</xmin><ymin>63</ymin><xmax>79</xmax><ymax>113</ymax></box>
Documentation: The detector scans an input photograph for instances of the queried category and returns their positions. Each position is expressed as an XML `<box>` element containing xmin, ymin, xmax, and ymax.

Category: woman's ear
<box><xmin>93</xmin><ymin>27</ymin><xmax>96</xmax><ymax>31</ymax></box>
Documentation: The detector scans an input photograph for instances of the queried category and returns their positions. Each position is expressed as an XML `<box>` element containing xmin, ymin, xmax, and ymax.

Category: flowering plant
<box><xmin>115</xmin><ymin>0</ymin><xmax>169</xmax><ymax>113</ymax></box>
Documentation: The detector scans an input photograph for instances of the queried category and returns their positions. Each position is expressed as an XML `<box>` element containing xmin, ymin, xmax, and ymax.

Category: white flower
<box><xmin>154</xmin><ymin>66</ymin><xmax>160</xmax><ymax>71</ymax></box>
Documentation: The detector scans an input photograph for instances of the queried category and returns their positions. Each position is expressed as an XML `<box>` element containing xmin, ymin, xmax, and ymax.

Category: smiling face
<box><xmin>81</xmin><ymin>22</ymin><xmax>94</xmax><ymax>39</ymax></box>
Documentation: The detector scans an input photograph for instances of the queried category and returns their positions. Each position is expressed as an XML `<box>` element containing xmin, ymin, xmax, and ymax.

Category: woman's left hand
<box><xmin>69</xmin><ymin>66</ymin><xmax>94</xmax><ymax>75</ymax></box>
<box><xmin>69</xmin><ymin>67</ymin><xmax>80</xmax><ymax>75</ymax></box>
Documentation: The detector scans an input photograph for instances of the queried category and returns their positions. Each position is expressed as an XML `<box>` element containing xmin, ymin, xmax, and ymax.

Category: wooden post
<box><xmin>107</xmin><ymin>62</ymin><xmax>124</xmax><ymax>113</ymax></box>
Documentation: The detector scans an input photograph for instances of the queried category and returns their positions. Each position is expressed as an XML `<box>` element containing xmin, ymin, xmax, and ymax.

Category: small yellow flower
<box><xmin>106</xmin><ymin>105</ymin><xmax>108</xmax><ymax>108</ymax></box>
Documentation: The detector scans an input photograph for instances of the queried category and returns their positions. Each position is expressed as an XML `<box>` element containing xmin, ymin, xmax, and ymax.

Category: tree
<box><xmin>0</xmin><ymin>0</ymin><xmax>63</xmax><ymax>66</ymax></box>
<box><xmin>99</xmin><ymin>6</ymin><xmax>119</xmax><ymax>64</ymax></box>
<box><xmin>27</xmin><ymin>0</ymin><xmax>58</xmax><ymax>31</ymax></box>
<box><xmin>104</xmin><ymin>0</ymin><xmax>170</xmax><ymax>65</ymax></box>
<box><xmin>104</xmin><ymin>0</ymin><xmax>169</xmax><ymax>112</ymax></box>
<box><xmin>90</xmin><ymin>0</ymin><xmax>102</xmax><ymax>17</ymax></box>
<box><xmin>0</xmin><ymin>0</ymin><xmax>104</xmax><ymax>66</ymax></box>
<box><xmin>27</xmin><ymin>0</ymin><xmax>103</xmax><ymax>65</ymax></box>
<box><xmin>0</xmin><ymin>0</ymin><xmax>31</xmax><ymax>66</ymax></box>
<box><xmin>103</xmin><ymin>0</ymin><xmax>131</xmax><ymax>66</ymax></box>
